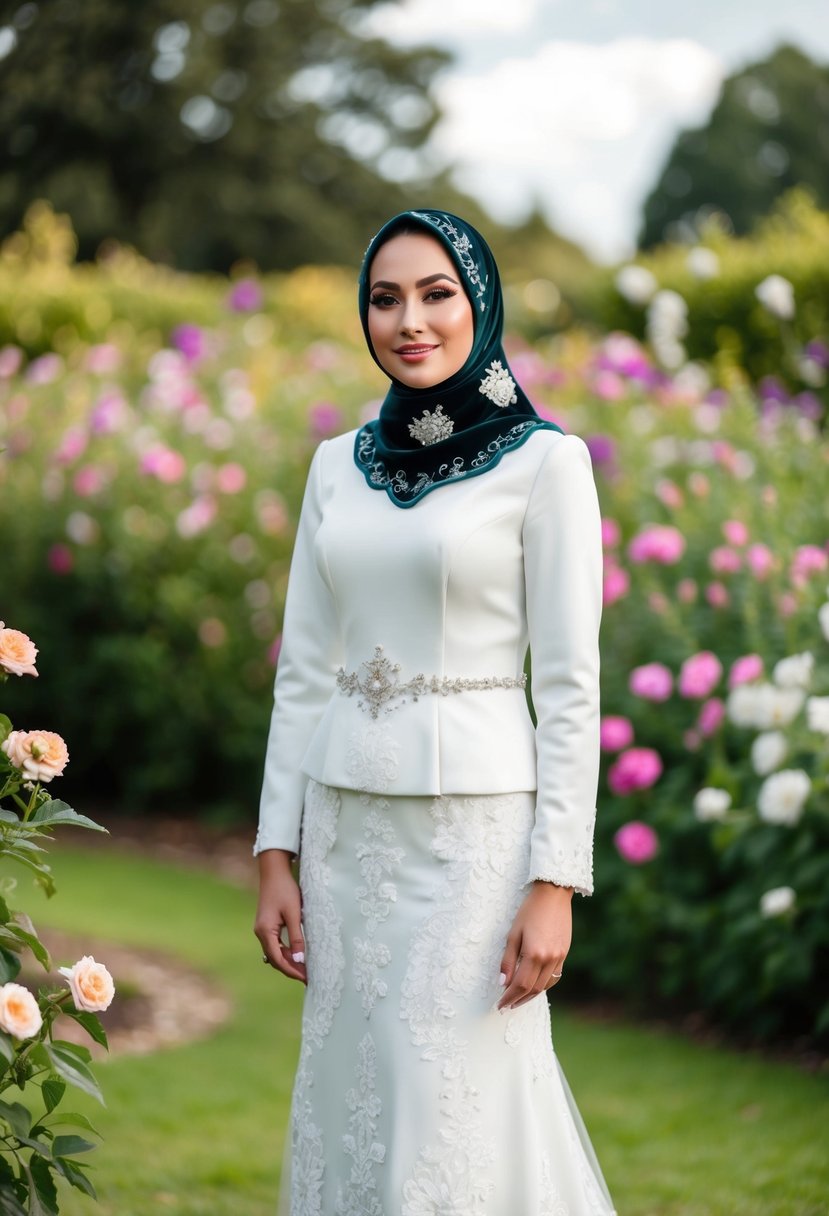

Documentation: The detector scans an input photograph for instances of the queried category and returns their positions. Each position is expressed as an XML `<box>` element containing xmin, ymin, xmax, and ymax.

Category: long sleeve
<box><xmin>254</xmin><ymin>440</ymin><xmax>342</xmax><ymax>856</ymax></box>
<box><xmin>522</xmin><ymin>434</ymin><xmax>603</xmax><ymax>895</ymax></box>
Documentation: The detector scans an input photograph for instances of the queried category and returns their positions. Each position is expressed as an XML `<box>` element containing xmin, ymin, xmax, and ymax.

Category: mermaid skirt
<box><xmin>277</xmin><ymin>779</ymin><xmax>616</xmax><ymax>1215</ymax></box>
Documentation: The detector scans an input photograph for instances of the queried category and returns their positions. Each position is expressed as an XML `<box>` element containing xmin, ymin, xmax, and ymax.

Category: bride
<box><xmin>253</xmin><ymin>208</ymin><xmax>616</xmax><ymax>1215</ymax></box>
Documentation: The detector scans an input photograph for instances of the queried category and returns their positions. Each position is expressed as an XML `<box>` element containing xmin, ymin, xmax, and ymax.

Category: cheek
<box><xmin>440</xmin><ymin>300</ymin><xmax>474</xmax><ymax>358</ymax></box>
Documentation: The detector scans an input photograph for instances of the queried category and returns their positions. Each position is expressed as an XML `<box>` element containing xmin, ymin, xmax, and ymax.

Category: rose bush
<box><xmin>0</xmin><ymin>624</ymin><xmax>114</xmax><ymax>1213</ymax></box>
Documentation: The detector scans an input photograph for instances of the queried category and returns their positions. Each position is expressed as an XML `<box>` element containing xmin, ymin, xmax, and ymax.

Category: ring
<box><xmin>262</xmin><ymin>953</ymin><xmax>270</xmax><ymax>964</ymax></box>
<box><xmin>551</xmin><ymin>970</ymin><xmax>563</xmax><ymax>979</ymax></box>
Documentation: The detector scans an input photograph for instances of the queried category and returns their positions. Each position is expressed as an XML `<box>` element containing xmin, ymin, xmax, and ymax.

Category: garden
<box><xmin>0</xmin><ymin>192</ymin><xmax>827</xmax><ymax>1213</ymax></box>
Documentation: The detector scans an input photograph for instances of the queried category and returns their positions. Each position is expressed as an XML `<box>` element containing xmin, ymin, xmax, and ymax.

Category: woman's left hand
<box><xmin>497</xmin><ymin>882</ymin><xmax>573</xmax><ymax>1011</ymax></box>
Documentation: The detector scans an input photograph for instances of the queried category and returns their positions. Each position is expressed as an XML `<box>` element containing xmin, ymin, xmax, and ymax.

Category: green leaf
<box><xmin>61</xmin><ymin>1009</ymin><xmax>108</xmax><ymax>1050</ymax></box>
<box><xmin>0</xmin><ymin>714</ymin><xmax>12</xmax><ymax>744</ymax></box>
<box><xmin>0</xmin><ymin>949</ymin><xmax>21</xmax><ymax>983</ymax></box>
<box><xmin>43</xmin><ymin>1044</ymin><xmax>103</xmax><ymax>1105</ymax></box>
<box><xmin>49</xmin><ymin>1040</ymin><xmax>90</xmax><ymax>1065</ymax></box>
<box><xmin>0</xmin><ymin>1097</ymin><xmax>32</xmax><ymax>1137</ymax></box>
<box><xmin>0</xmin><ymin>807</ymin><xmax>20</xmax><ymax>825</ymax></box>
<box><xmin>41</xmin><ymin>1079</ymin><xmax>65</xmax><ymax>1114</ymax></box>
<box><xmin>0</xmin><ymin>1031</ymin><xmax>16</xmax><ymax>1064</ymax></box>
<box><xmin>27</xmin><ymin>1159</ymin><xmax>58</xmax><ymax>1216</ymax></box>
<box><xmin>16</xmin><ymin>1135</ymin><xmax>52</xmax><ymax>1160</ymax></box>
<box><xmin>29</xmin><ymin>800</ymin><xmax>107</xmax><ymax>833</ymax></box>
<box><xmin>0</xmin><ymin>895</ymin><xmax>11</xmax><ymax>925</ymax></box>
<box><xmin>55</xmin><ymin>1159</ymin><xmax>96</xmax><ymax>1199</ymax></box>
<box><xmin>48</xmin><ymin>1110</ymin><xmax>99</xmax><ymax>1136</ymax></box>
<box><xmin>6</xmin><ymin>919</ymin><xmax>50</xmax><ymax>970</ymax></box>
<box><xmin>51</xmin><ymin>1134</ymin><xmax>95</xmax><ymax>1157</ymax></box>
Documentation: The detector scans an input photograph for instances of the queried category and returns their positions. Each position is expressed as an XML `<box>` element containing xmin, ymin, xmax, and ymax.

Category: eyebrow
<box><xmin>370</xmin><ymin>273</ymin><xmax>460</xmax><ymax>291</ymax></box>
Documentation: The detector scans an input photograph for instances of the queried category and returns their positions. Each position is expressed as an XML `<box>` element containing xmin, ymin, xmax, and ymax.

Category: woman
<box><xmin>254</xmin><ymin>209</ymin><xmax>616</xmax><ymax>1215</ymax></box>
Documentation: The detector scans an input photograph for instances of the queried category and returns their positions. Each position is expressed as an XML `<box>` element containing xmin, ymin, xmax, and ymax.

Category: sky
<box><xmin>361</xmin><ymin>0</ymin><xmax>829</xmax><ymax>263</ymax></box>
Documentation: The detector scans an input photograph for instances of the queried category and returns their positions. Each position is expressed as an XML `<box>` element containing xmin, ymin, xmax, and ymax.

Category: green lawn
<box><xmin>18</xmin><ymin>845</ymin><xmax>829</xmax><ymax>1216</ymax></box>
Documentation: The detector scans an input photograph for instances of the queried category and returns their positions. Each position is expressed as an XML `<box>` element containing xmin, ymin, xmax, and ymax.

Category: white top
<box><xmin>254</xmin><ymin>427</ymin><xmax>603</xmax><ymax>895</ymax></box>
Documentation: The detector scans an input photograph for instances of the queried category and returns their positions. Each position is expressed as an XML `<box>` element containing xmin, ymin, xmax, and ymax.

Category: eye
<box><xmin>425</xmin><ymin>287</ymin><xmax>456</xmax><ymax>302</ymax></box>
<box><xmin>369</xmin><ymin>293</ymin><xmax>398</xmax><ymax>308</ymax></box>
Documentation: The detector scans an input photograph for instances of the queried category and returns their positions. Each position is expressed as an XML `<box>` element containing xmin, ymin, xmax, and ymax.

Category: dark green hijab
<box><xmin>353</xmin><ymin>209</ymin><xmax>564</xmax><ymax>508</ymax></box>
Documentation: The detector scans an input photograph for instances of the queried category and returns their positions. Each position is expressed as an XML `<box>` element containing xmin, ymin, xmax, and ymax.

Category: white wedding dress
<box><xmin>257</xmin><ymin>429</ymin><xmax>617</xmax><ymax>1214</ymax></box>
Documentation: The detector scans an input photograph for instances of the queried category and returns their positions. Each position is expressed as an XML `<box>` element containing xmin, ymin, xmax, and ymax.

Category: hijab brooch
<box><xmin>479</xmin><ymin>360</ymin><xmax>518</xmax><ymax>408</ymax></box>
<box><xmin>408</xmin><ymin>404</ymin><xmax>454</xmax><ymax>446</ymax></box>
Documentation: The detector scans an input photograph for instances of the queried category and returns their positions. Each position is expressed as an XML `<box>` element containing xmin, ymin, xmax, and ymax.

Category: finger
<box><xmin>512</xmin><ymin>963</ymin><xmax>564</xmax><ymax>1009</ymax></box>
<box><xmin>280</xmin><ymin>906</ymin><xmax>308</xmax><ymax>983</ymax></box>
<box><xmin>256</xmin><ymin>919</ymin><xmax>306</xmax><ymax>983</ymax></box>
<box><xmin>498</xmin><ymin>931</ymin><xmax>521</xmax><ymax>996</ymax></box>
<box><xmin>498</xmin><ymin>955</ymin><xmax>542</xmax><ymax>1011</ymax></box>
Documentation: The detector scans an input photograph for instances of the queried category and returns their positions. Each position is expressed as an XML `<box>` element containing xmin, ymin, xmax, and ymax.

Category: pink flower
<box><xmin>655</xmin><ymin>480</ymin><xmax>684</xmax><ymax>509</ymax></box>
<box><xmin>592</xmin><ymin>371</ymin><xmax>626</xmax><ymax>401</ymax></box>
<box><xmin>47</xmin><ymin>543</ymin><xmax>74</xmax><ymax>575</ymax></box>
<box><xmin>705</xmin><ymin>582</ymin><xmax>730</xmax><ymax>607</ymax></box>
<box><xmin>698</xmin><ymin>697</ymin><xmax>725</xmax><ymax>736</ymax></box>
<box><xmin>722</xmin><ymin>519</ymin><xmax>748</xmax><ymax>546</ymax></box>
<box><xmin>73</xmin><ymin>464</ymin><xmax>106</xmax><ymax>498</ymax></box>
<box><xmin>688</xmin><ymin>472</ymin><xmax>710</xmax><ymax>498</ymax></box>
<box><xmin>778</xmin><ymin>592</ymin><xmax>798</xmax><ymax>618</ymax></box>
<box><xmin>628</xmin><ymin>524</ymin><xmax>685</xmax><ymax>565</ymax></box>
<box><xmin>227</xmin><ymin>278</ymin><xmax>263</xmax><ymax>313</ymax></box>
<box><xmin>176</xmin><ymin>495</ymin><xmax>217</xmax><ymax>538</ymax></box>
<box><xmin>84</xmin><ymin>344</ymin><xmax>122</xmax><ymax>375</ymax></box>
<box><xmin>747</xmin><ymin>544</ymin><xmax>774</xmax><ymax>579</ymax></box>
<box><xmin>602</xmin><ymin>563</ymin><xmax>630</xmax><ymax>606</ymax></box>
<box><xmin>608</xmin><ymin>747</ymin><xmax>663</xmax><ymax>795</ymax></box>
<box><xmin>90</xmin><ymin>389</ymin><xmax>127</xmax><ymax>434</ymax></box>
<box><xmin>0</xmin><ymin>345</ymin><xmax>23</xmax><ymax>378</ymax></box>
<box><xmin>791</xmin><ymin>545</ymin><xmax>828</xmax><ymax>588</ymax></box>
<box><xmin>216</xmin><ymin>462</ymin><xmax>247</xmax><ymax>494</ymax></box>
<box><xmin>171</xmin><ymin>324</ymin><xmax>206</xmax><ymax>363</ymax></box>
<box><xmin>600</xmin><ymin>716</ymin><xmax>634</xmax><ymax>752</ymax></box>
<box><xmin>0</xmin><ymin>624</ymin><xmax>38</xmax><ymax>676</ymax></box>
<box><xmin>58</xmin><ymin>957</ymin><xmax>115</xmax><ymax>1012</ymax></box>
<box><xmin>309</xmin><ymin>402</ymin><xmax>343</xmax><ymax>438</ymax></box>
<box><xmin>26</xmin><ymin>353</ymin><xmax>63</xmax><ymax>385</ymax></box>
<box><xmin>677</xmin><ymin>578</ymin><xmax>697</xmax><ymax>604</ymax></box>
<box><xmin>54</xmin><ymin>426</ymin><xmax>88</xmax><ymax>465</ymax></box>
<box><xmin>601</xmin><ymin>518</ymin><xmax>620</xmax><ymax>549</ymax></box>
<box><xmin>614</xmin><ymin>821</ymin><xmax>659</xmax><ymax>864</ymax></box>
<box><xmin>728</xmin><ymin>654</ymin><xmax>764</xmax><ymax>688</ymax></box>
<box><xmin>1</xmin><ymin>730</ymin><xmax>68</xmax><ymax>782</ymax></box>
<box><xmin>709</xmin><ymin>546</ymin><xmax>742</xmax><ymax>574</ymax></box>
<box><xmin>140</xmin><ymin>445</ymin><xmax>187</xmax><ymax>483</ymax></box>
<box><xmin>629</xmin><ymin>663</ymin><xmax>673</xmax><ymax>702</ymax></box>
<box><xmin>679</xmin><ymin>651</ymin><xmax>722</xmax><ymax>699</ymax></box>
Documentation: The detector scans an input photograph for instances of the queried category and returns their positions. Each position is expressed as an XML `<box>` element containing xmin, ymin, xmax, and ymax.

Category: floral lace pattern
<box><xmin>529</xmin><ymin>809</ymin><xmax>596</xmax><ymax>896</ymax></box>
<box><xmin>291</xmin><ymin>780</ymin><xmax>345</xmax><ymax>1215</ymax></box>
<box><xmin>400</xmin><ymin>792</ymin><xmax>534</xmax><ymax>1214</ymax></box>
<box><xmin>355</xmin><ymin>418</ymin><xmax>541</xmax><ymax>507</ymax></box>
<box><xmin>540</xmin><ymin>1152</ymin><xmax>572</xmax><ymax>1216</ymax></box>
<box><xmin>409</xmin><ymin>212</ymin><xmax>488</xmax><ymax>312</ymax></box>
<box><xmin>353</xmin><ymin>798</ymin><xmax>405</xmax><ymax>1018</ymax></box>
<box><xmin>344</xmin><ymin>719</ymin><xmax>401</xmax><ymax>793</ymax></box>
<box><xmin>334</xmin><ymin>1031</ymin><xmax>386</xmax><ymax>1216</ymax></box>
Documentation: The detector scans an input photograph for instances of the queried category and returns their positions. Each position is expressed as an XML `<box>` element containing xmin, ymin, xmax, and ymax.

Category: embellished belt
<box><xmin>335</xmin><ymin>645</ymin><xmax>527</xmax><ymax>719</ymax></box>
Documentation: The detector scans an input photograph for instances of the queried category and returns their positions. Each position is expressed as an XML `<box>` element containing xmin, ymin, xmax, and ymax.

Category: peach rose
<box><xmin>0</xmin><ymin>623</ymin><xmax>38</xmax><ymax>677</ymax></box>
<box><xmin>58</xmin><ymin>956</ymin><xmax>115</xmax><ymax>1012</ymax></box>
<box><xmin>0</xmin><ymin>982</ymin><xmax>43</xmax><ymax>1040</ymax></box>
<box><xmin>1</xmin><ymin>730</ymin><xmax>69</xmax><ymax>783</ymax></box>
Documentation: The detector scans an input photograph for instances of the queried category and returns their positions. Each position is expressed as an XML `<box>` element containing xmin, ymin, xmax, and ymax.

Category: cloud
<box><xmin>361</xmin><ymin>0</ymin><xmax>542</xmax><ymax>40</ymax></box>
<box><xmin>430</xmin><ymin>38</ymin><xmax>725</xmax><ymax>261</ymax></box>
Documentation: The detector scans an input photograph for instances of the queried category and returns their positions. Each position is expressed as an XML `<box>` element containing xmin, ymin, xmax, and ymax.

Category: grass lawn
<box><xmin>18</xmin><ymin>844</ymin><xmax>829</xmax><ymax>1216</ymax></box>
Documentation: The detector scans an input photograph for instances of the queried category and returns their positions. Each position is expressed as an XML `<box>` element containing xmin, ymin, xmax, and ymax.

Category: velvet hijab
<box><xmin>353</xmin><ymin>209</ymin><xmax>563</xmax><ymax>508</ymax></box>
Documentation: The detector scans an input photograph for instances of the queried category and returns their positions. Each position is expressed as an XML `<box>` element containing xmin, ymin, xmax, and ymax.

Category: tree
<box><xmin>0</xmin><ymin>0</ymin><xmax>455</xmax><ymax>270</ymax></box>
<box><xmin>639</xmin><ymin>44</ymin><xmax>829</xmax><ymax>250</ymax></box>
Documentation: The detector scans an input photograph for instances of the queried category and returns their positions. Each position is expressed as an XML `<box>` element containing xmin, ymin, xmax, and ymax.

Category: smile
<box><xmin>393</xmin><ymin>345</ymin><xmax>438</xmax><ymax>362</ymax></box>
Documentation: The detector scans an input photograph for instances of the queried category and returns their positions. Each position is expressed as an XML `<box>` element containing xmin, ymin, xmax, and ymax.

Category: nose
<box><xmin>399</xmin><ymin>294</ymin><xmax>423</xmax><ymax>335</ymax></box>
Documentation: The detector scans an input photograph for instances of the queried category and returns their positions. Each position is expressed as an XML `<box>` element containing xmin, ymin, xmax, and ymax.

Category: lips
<box><xmin>393</xmin><ymin>344</ymin><xmax>438</xmax><ymax>355</ymax></box>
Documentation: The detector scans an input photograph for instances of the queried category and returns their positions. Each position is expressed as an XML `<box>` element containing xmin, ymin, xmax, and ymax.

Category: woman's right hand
<box><xmin>254</xmin><ymin>849</ymin><xmax>307</xmax><ymax>984</ymax></box>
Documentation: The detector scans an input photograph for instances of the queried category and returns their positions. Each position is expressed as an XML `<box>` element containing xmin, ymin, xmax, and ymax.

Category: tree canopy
<box><xmin>0</xmin><ymin>0</ymin><xmax>462</xmax><ymax>270</ymax></box>
<box><xmin>639</xmin><ymin>44</ymin><xmax>829</xmax><ymax>250</ymax></box>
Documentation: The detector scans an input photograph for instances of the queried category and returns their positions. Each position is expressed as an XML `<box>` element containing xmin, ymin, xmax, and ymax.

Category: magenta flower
<box><xmin>602</xmin><ymin>563</ymin><xmax>630</xmax><ymax>606</ymax></box>
<box><xmin>171</xmin><ymin>324</ymin><xmax>206</xmax><ymax>363</ymax></box>
<box><xmin>722</xmin><ymin>519</ymin><xmax>748</xmax><ymax>547</ymax></box>
<box><xmin>746</xmin><ymin>543</ymin><xmax>774</xmax><ymax>579</ymax></box>
<box><xmin>709</xmin><ymin>546</ymin><xmax>742</xmax><ymax>574</ymax></box>
<box><xmin>629</xmin><ymin>663</ymin><xmax>673</xmax><ymax>702</ymax></box>
<box><xmin>698</xmin><ymin>696</ymin><xmax>725</xmax><ymax>737</ymax></box>
<box><xmin>601</xmin><ymin>517</ymin><xmax>620</xmax><ymax>548</ymax></box>
<box><xmin>309</xmin><ymin>401</ymin><xmax>343</xmax><ymax>438</ymax></box>
<box><xmin>614</xmin><ymin>821</ymin><xmax>659</xmax><ymax>864</ymax></box>
<box><xmin>140</xmin><ymin>445</ymin><xmax>187</xmax><ymax>484</ymax></box>
<box><xmin>600</xmin><ymin>716</ymin><xmax>634</xmax><ymax>752</ymax></box>
<box><xmin>47</xmin><ymin>544</ymin><xmax>73</xmax><ymax>575</ymax></box>
<box><xmin>608</xmin><ymin>748</ymin><xmax>663</xmax><ymax>796</ymax></box>
<box><xmin>679</xmin><ymin>651</ymin><xmax>722</xmax><ymax>699</ymax></box>
<box><xmin>227</xmin><ymin>278</ymin><xmax>264</xmax><ymax>313</ymax></box>
<box><xmin>705</xmin><ymin>581</ymin><xmax>730</xmax><ymax>607</ymax></box>
<box><xmin>791</xmin><ymin>545</ymin><xmax>828</xmax><ymax>588</ymax></box>
<box><xmin>728</xmin><ymin>654</ymin><xmax>764</xmax><ymax>688</ymax></box>
<box><xmin>585</xmin><ymin>434</ymin><xmax>615</xmax><ymax>467</ymax></box>
<box><xmin>90</xmin><ymin>389</ymin><xmax>127</xmax><ymax>434</ymax></box>
<box><xmin>628</xmin><ymin>524</ymin><xmax>686</xmax><ymax>565</ymax></box>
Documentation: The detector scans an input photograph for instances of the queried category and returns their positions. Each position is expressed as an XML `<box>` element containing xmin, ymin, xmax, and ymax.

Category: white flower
<box><xmin>760</xmin><ymin>886</ymin><xmax>796</xmax><ymax>918</ymax></box>
<box><xmin>751</xmin><ymin>731</ymin><xmax>788</xmax><ymax>776</ymax></box>
<box><xmin>615</xmin><ymin>265</ymin><xmax>657</xmax><ymax>305</ymax></box>
<box><xmin>727</xmin><ymin>683</ymin><xmax>804</xmax><ymax>729</ymax></box>
<box><xmin>819</xmin><ymin>602</ymin><xmax>829</xmax><ymax>643</ymax></box>
<box><xmin>693</xmin><ymin>788</ymin><xmax>731</xmax><ymax>822</ymax></box>
<box><xmin>58</xmin><ymin>956</ymin><xmax>115</xmax><ymax>1012</ymax></box>
<box><xmin>478</xmin><ymin>360</ymin><xmax>517</xmax><ymax>408</ymax></box>
<box><xmin>686</xmin><ymin>247</ymin><xmax>720</xmax><ymax>279</ymax></box>
<box><xmin>755</xmin><ymin>274</ymin><xmax>795</xmax><ymax>320</ymax></box>
<box><xmin>806</xmin><ymin>696</ymin><xmax>829</xmax><ymax>735</ymax></box>
<box><xmin>773</xmin><ymin>651</ymin><xmax>813</xmax><ymax>689</ymax></box>
<box><xmin>0</xmin><ymin>983</ymin><xmax>42</xmax><ymax>1040</ymax></box>
<box><xmin>757</xmin><ymin>769</ymin><xmax>811</xmax><ymax>826</ymax></box>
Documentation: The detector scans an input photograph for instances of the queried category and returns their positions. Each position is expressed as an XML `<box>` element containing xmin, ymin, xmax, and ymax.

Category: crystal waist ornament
<box><xmin>336</xmin><ymin>645</ymin><xmax>527</xmax><ymax>719</ymax></box>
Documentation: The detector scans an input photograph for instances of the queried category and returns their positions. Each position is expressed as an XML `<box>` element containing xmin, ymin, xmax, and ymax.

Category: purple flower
<box><xmin>227</xmin><ymin>279</ymin><xmax>263</xmax><ymax>313</ymax></box>
<box><xmin>309</xmin><ymin>401</ymin><xmax>343</xmax><ymax>438</ymax></box>
<box><xmin>25</xmin><ymin>353</ymin><xmax>63</xmax><ymax>385</ymax></box>
<box><xmin>585</xmin><ymin>434</ymin><xmax>615</xmax><ymax>466</ymax></box>
<box><xmin>805</xmin><ymin>339</ymin><xmax>829</xmax><ymax>367</ymax></box>
<box><xmin>171</xmin><ymin>324</ymin><xmax>206</xmax><ymax>363</ymax></box>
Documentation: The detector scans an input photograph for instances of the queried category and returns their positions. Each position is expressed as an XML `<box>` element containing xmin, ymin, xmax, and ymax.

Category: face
<box><xmin>367</xmin><ymin>232</ymin><xmax>474</xmax><ymax>388</ymax></box>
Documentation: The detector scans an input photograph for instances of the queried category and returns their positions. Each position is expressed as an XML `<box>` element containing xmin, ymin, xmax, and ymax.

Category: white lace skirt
<box><xmin>277</xmin><ymin>779</ymin><xmax>616</xmax><ymax>1216</ymax></box>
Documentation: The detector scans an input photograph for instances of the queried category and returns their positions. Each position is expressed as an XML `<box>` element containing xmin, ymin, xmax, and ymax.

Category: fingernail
<box><xmin>292</xmin><ymin>951</ymin><xmax>305</xmax><ymax>963</ymax></box>
<box><xmin>499</xmin><ymin>972</ymin><xmax>507</xmax><ymax>986</ymax></box>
